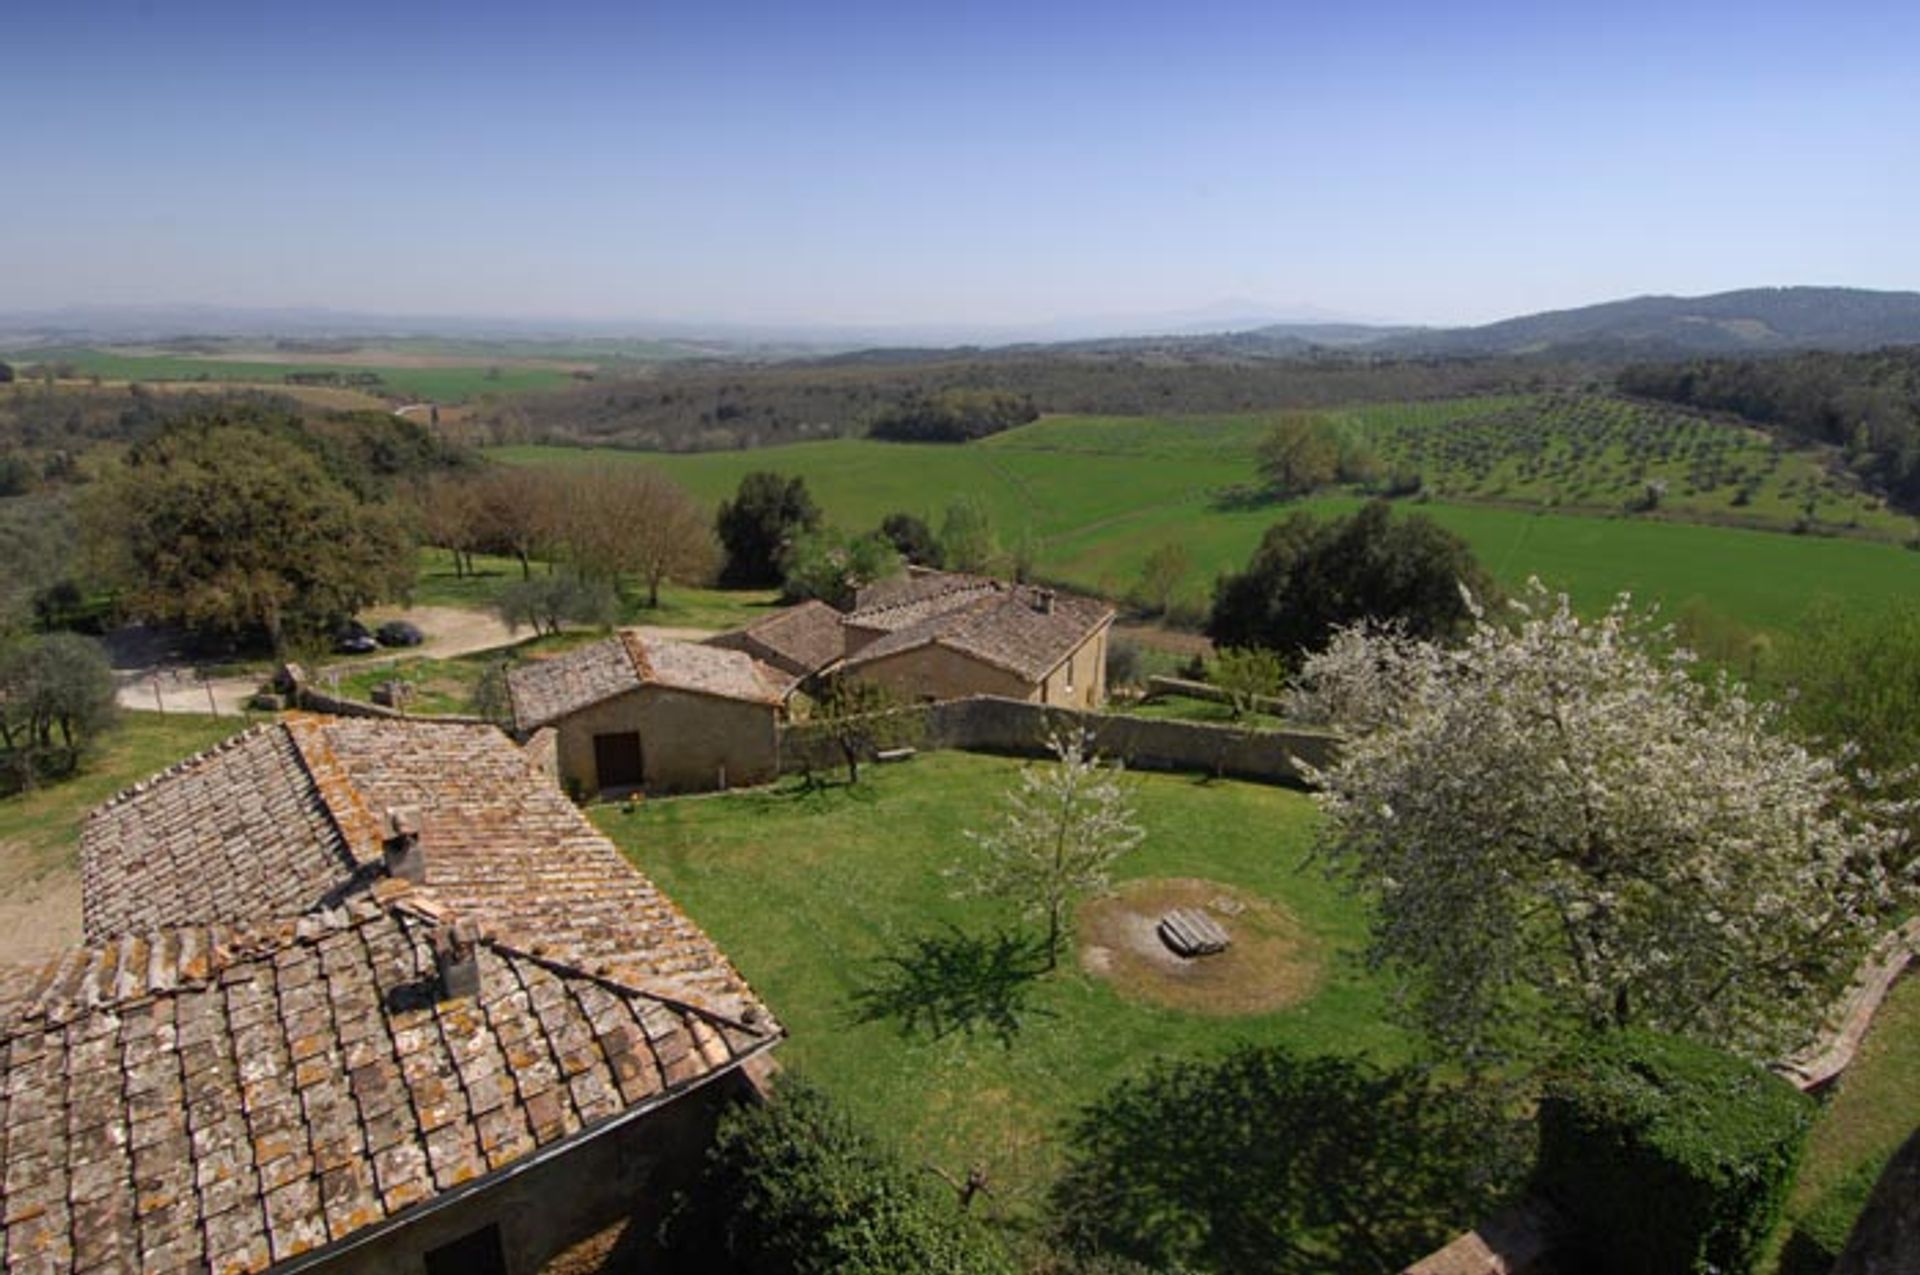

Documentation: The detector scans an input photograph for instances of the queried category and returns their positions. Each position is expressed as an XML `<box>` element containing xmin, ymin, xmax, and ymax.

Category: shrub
<box><xmin>672</xmin><ymin>1076</ymin><xmax>1016</xmax><ymax>1275</ymax></box>
<box><xmin>1536</xmin><ymin>1030</ymin><xmax>1814</xmax><ymax>1275</ymax></box>
<box><xmin>1104</xmin><ymin>637</ymin><xmax>1141</xmax><ymax>688</ymax></box>
<box><xmin>1050</xmin><ymin>1045</ymin><xmax>1528</xmax><ymax>1275</ymax></box>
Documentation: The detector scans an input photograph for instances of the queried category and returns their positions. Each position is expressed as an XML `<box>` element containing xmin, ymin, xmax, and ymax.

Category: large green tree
<box><xmin>1208</xmin><ymin>501</ymin><xmax>1493</xmax><ymax>659</ymax></box>
<box><xmin>86</xmin><ymin>418</ymin><xmax>414</xmax><ymax>652</ymax></box>
<box><xmin>715</xmin><ymin>471</ymin><xmax>821</xmax><ymax>587</ymax></box>
<box><xmin>0</xmin><ymin>632</ymin><xmax>116</xmax><ymax>789</ymax></box>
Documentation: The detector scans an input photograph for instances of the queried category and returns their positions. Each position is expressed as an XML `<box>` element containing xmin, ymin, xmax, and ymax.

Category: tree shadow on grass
<box><xmin>849</xmin><ymin>925</ymin><xmax>1053</xmax><ymax>1048</ymax></box>
<box><xmin>1049</xmin><ymin>1045</ymin><xmax>1531</xmax><ymax>1275</ymax></box>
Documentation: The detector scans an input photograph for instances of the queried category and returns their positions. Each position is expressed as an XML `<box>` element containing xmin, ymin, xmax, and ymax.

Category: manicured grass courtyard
<box><xmin>595</xmin><ymin>752</ymin><xmax>1408</xmax><ymax>1222</ymax></box>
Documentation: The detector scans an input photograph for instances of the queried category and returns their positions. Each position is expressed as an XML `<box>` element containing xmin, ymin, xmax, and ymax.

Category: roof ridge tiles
<box><xmin>82</xmin><ymin>720</ymin><xmax>281</xmax><ymax>821</ymax></box>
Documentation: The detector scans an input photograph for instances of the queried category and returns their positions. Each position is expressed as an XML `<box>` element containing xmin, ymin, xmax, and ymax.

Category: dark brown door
<box><xmin>425</xmin><ymin>1223</ymin><xmax>506</xmax><ymax>1275</ymax></box>
<box><xmin>593</xmin><ymin>731</ymin><xmax>644</xmax><ymax>789</ymax></box>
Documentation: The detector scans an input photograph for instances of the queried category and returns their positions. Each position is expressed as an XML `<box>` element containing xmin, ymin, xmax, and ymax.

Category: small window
<box><xmin>425</xmin><ymin>1223</ymin><xmax>506</xmax><ymax>1275</ymax></box>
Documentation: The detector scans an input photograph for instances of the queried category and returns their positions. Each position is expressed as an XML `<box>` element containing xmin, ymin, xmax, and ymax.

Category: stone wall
<box><xmin>549</xmin><ymin>686</ymin><xmax>780</xmax><ymax>796</ymax></box>
<box><xmin>1145</xmin><ymin>674</ymin><xmax>1287</xmax><ymax>716</ymax></box>
<box><xmin>780</xmin><ymin>695</ymin><xmax>1339</xmax><ymax>787</ymax></box>
<box><xmin>279</xmin><ymin>664</ymin><xmax>492</xmax><ymax>725</ymax></box>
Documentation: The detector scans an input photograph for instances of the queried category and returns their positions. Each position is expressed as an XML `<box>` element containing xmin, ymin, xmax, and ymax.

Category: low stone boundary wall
<box><xmin>1145</xmin><ymin>674</ymin><xmax>1287</xmax><ymax>716</ymax></box>
<box><xmin>1774</xmin><ymin>916</ymin><xmax>1920</xmax><ymax>1093</ymax></box>
<box><xmin>277</xmin><ymin>663</ymin><xmax>492</xmax><ymax>726</ymax></box>
<box><xmin>780</xmin><ymin>695</ymin><xmax>1339</xmax><ymax>787</ymax></box>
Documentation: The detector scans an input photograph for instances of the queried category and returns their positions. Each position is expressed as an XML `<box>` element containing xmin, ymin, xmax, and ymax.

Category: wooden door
<box><xmin>592</xmin><ymin>731</ymin><xmax>644</xmax><ymax>790</ymax></box>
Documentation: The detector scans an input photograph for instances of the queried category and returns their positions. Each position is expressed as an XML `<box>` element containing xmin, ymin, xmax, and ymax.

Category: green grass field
<box><xmin>410</xmin><ymin>546</ymin><xmax>782</xmax><ymax>629</ymax></box>
<box><xmin>599</xmin><ymin>753</ymin><xmax>1404</xmax><ymax>1219</ymax></box>
<box><xmin>1769</xmin><ymin>976</ymin><xmax>1920</xmax><ymax>1272</ymax></box>
<box><xmin>8</xmin><ymin>347</ymin><xmax>572</xmax><ymax>402</ymax></box>
<box><xmin>493</xmin><ymin>400</ymin><xmax>1920</xmax><ymax>632</ymax></box>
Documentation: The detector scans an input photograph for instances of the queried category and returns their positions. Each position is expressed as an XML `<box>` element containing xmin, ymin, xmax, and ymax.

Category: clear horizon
<box><xmin>5</xmin><ymin>0</ymin><xmax>1917</xmax><ymax>329</ymax></box>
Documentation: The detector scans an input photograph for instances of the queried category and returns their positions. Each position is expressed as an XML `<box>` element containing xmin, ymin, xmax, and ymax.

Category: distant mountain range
<box><xmin>5</xmin><ymin>287</ymin><xmax>1920</xmax><ymax>363</ymax></box>
<box><xmin>1358</xmin><ymin>287</ymin><xmax>1920</xmax><ymax>359</ymax></box>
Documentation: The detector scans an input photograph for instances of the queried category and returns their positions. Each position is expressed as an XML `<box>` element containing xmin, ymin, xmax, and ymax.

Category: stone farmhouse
<box><xmin>508</xmin><ymin>573</ymin><xmax>1116</xmax><ymax>799</ymax></box>
<box><xmin>0</xmin><ymin>714</ymin><xmax>779</xmax><ymax>1275</ymax></box>
<box><xmin>506</xmin><ymin>632</ymin><xmax>789</xmax><ymax>797</ymax></box>
<box><xmin>836</xmin><ymin>572</ymin><xmax>1114</xmax><ymax>710</ymax></box>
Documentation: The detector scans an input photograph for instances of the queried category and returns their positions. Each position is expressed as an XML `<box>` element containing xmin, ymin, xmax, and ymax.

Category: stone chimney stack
<box><xmin>1035</xmin><ymin>589</ymin><xmax>1055</xmax><ymax>615</ymax></box>
<box><xmin>382</xmin><ymin>806</ymin><xmax>426</xmax><ymax>883</ymax></box>
<box><xmin>432</xmin><ymin>920</ymin><xmax>482</xmax><ymax>1001</ymax></box>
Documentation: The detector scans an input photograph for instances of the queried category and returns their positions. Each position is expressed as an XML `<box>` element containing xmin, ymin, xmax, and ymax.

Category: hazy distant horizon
<box><xmin>6</xmin><ymin>1</ymin><xmax>1917</xmax><ymax>327</ymax></box>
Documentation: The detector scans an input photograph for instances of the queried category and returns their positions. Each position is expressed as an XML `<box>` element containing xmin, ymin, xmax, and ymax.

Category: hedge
<box><xmin>1536</xmin><ymin>1030</ymin><xmax>1815</xmax><ymax>1275</ymax></box>
<box><xmin>669</xmin><ymin>1075</ymin><xmax>1017</xmax><ymax>1275</ymax></box>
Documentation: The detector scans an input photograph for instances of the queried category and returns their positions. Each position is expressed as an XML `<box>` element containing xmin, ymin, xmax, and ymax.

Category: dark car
<box><xmin>334</xmin><ymin>621</ymin><xmax>378</xmax><ymax>655</ymax></box>
<box><xmin>376</xmin><ymin>620</ymin><xmax>426</xmax><ymax>648</ymax></box>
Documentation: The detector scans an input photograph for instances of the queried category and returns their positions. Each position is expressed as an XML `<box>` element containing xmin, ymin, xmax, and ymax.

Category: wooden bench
<box><xmin>875</xmin><ymin>747</ymin><xmax>918</xmax><ymax>764</ymax></box>
<box><xmin>1158</xmin><ymin>908</ymin><xmax>1230</xmax><ymax>957</ymax></box>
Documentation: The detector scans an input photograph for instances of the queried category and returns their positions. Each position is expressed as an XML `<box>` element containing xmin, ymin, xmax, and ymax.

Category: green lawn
<box><xmin>0</xmin><ymin>712</ymin><xmax>247</xmax><ymax>877</ymax></box>
<box><xmin>410</xmin><ymin>546</ymin><xmax>782</xmax><ymax>631</ymax></box>
<box><xmin>495</xmin><ymin>429</ymin><xmax>1920</xmax><ymax>634</ymax></box>
<box><xmin>598</xmin><ymin>753</ymin><xmax>1406</xmax><ymax>1220</ymax></box>
<box><xmin>1771</xmin><ymin>975</ymin><xmax>1920</xmax><ymax>1272</ymax></box>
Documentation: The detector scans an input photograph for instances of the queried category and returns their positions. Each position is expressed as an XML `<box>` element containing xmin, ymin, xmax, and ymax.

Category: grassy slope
<box><xmin>494</xmin><ymin>403</ymin><xmax>1920</xmax><ymax>631</ymax></box>
<box><xmin>8</xmin><ymin>348</ymin><xmax>570</xmax><ymax>401</ymax></box>
<box><xmin>410</xmin><ymin>546</ymin><xmax>782</xmax><ymax>629</ymax></box>
<box><xmin>0</xmin><ymin>712</ymin><xmax>246</xmax><ymax>877</ymax></box>
<box><xmin>1771</xmin><ymin>975</ymin><xmax>1920</xmax><ymax>1271</ymax></box>
<box><xmin>600</xmin><ymin>753</ymin><xmax>1404</xmax><ymax>1220</ymax></box>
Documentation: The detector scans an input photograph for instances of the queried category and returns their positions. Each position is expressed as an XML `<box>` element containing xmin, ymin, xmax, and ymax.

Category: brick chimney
<box><xmin>432</xmin><ymin>919</ymin><xmax>482</xmax><ymax>1000</ymax></box>
<box><xmin>382</xmin><ymin>806</ymin><xmax>426</xmax><ymax>883</ymax></box>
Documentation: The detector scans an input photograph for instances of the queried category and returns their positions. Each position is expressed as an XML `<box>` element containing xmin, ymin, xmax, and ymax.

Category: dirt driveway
<box><xmin>111</xmin><ymin>605</ymin><xmax>526</xmax><ymax>715</ymax></box>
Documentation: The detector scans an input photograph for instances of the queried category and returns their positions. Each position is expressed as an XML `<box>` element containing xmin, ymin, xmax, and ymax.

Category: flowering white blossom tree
<box><xmin>1297</xmin><ymin>580</ymin><xmax>1912</xmax><ymax>1064</ymax></box>
<box><xmin>960</xmin><ymin>730</ymin><xmax>1145</xmax><ymax>969</ymax></box>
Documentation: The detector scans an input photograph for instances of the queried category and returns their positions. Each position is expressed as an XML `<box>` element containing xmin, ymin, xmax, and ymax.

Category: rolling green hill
<box><xmin>492</xmin><ymin>395</ymin><xmax>1920</xmax><ymax>631</ymax></box>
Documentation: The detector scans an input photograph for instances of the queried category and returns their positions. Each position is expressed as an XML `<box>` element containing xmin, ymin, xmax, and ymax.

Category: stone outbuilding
<box><xmin>506</xmin><ymin>632</ymin><xmax>788</xmax><ymax>796</ymax></box>
<box><xmin>837</xmin><ymin>572</ymin><xmax>1115</xmax><ymax>708</ymax></box>
<box><xmin>1</xmin><ymin>713</ymin><xmax>782</xmax><ymax>1275</ymax></box>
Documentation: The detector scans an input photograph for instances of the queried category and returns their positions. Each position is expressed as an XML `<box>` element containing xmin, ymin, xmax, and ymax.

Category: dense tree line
<box><xmin>1619</xmin><ymin>347</ymin><xmax>1920</xmax><ymax>508</ymax></box>
<box><xmin>867</xmin><ymin>389</ymin><xmax>1038</xmax><ymax>442</ymax></box>
<box><xmin>76</xmin><ymin>406</ymin><xmax>470</xmax><ymax>654</ymax></box>
<box><xmin>468</xmin><ymin>354</ymin><xmax>1573</xmax><ymax>452</ymax></box>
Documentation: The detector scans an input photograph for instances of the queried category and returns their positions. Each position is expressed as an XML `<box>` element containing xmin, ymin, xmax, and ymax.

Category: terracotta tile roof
<box><xmin>706</xmin><ymin>601</ymin><xmax>845</xmax><ymax>682</ymax></box>
<box><xmin>81</xmin><ymin>715</ymin><xmax>772</xmax><ymax>1024</ymax></box>
<box><xmin>80</xmin><ymin>725</ymin><xmax>365</xmax><ymax>942</ymax></box>
<box><xmin>845</xmin><ymin>573</ymin><xmax>1002</xmax><ymax>635</ymax></box>
<box><xmin>842</xmin><ymin>581</ymin><xmax>1115</xmax><ymax>683</ymax></box>
<box><xmin>621</xmin><ymin>634</ymin><xmax>786</xmax><ymax>707</ymax></box>
<box><xmin>508</xmin><ymin>632</ymin><xmax>786</xmax><ymax>730</ymax></box>
<box><xmin>0</xmin><ymin>889</ymin><xmax>776</xmax><ymax>1274</ymax></box>
<box><xmin>505</xmin><ymin>635</ymin><xmax>642</xmax><ymax>731</ymax></box>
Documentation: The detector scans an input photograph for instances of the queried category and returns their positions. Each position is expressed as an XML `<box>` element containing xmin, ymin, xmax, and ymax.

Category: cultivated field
<box><xmin>494</xmin><ymin>397</ymin><xmax>1920</xmax><ymax>631</ymax></box>
<box><xmin>6</xmin><ymin>347</ymin><xmax>575</xmax><ymax>401</ymax></box>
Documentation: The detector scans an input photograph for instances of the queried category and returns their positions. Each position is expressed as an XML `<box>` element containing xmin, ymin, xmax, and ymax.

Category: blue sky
<box><xmin>3</xmin><ymin>0</ymin><xmax>1917</xmax><ymax>327</ymax></box>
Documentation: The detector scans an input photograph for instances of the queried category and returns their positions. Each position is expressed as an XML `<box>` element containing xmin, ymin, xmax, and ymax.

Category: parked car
<box><xmin>376</xmin><ymin>620</ymin><xmax>426</xmax><ymax>648</ymax></box>
<box><xmin>334</xmin><ymin>622</ymin><xmax>378</xmax><ymax>655</ymax></box>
